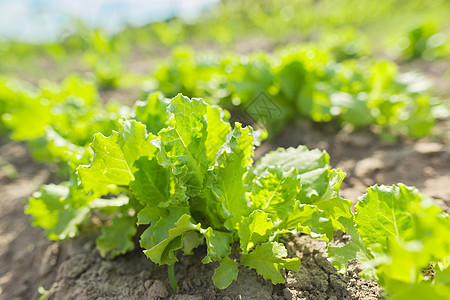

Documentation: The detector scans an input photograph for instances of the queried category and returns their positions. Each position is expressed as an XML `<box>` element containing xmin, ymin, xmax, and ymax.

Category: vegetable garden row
<box><xmin>1</xmin><ymin>0</ymin><xmax>450</xmax><ymax>299</ymax></box>
<box><xmin>1</xmin><ymin>77</ymin><xmax>449</xmax><ymax>298</ymax></box>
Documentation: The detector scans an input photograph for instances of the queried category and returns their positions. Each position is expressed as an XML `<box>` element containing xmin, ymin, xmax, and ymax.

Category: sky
<box><xmin>0</xmin><ymin>0</ymin><xmax>218</xmax><ymax>42</ymax></box>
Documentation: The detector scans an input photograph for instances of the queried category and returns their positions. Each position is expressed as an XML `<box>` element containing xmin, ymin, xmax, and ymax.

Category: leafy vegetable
<box><xmin>148</xmin><ymin>45</ymin><xmax>447</xmax><ymax>138</ymax></box>
<box><xmin>26</xmin><ymin>94</ymin><xmax>351</xmax><ymax>289</ymax></box>
<box><xmin>96</xmin><ymin>214</ymin><xmax>137</xmax><ymax>258</ymax></box>
<box><xmin>394</xmin><ymin>22</ymin><xmax>450</xmax><ymax>61</ymax></box>
<box><xmin>6</xmin><ymin>77</ymin><xmax>445</xmax><ymax>297</ymax></box>
<box><xmin>212</xmin><ymin>256</ymin><xmax>239</xmax><ymax>289</ymax></box>
<box><xmin>328</xmin><ymin>184</ymin><xmax>450</xmax><ymax>298</ymax></box>
<box><xmin>78</xmin><ymin>120</ymin><xmax>157</xmax><ymax>197</ymax></box>
<box><xmin>241</xmin><ymin>241</ymin><xmax>301</xmax><ymax>284</ymax></box>
<box><xmin>25</xmin><ymin>184</ymin><xmax>91</xmax><ymax>240</ymax></box>
<box><xmin>0</xmin><ymin>75</ymin><xmax>125</xmax><ymax>167</ymax></box>
<box><xmin>1</xmin><ymin>0</ymin><xmax>449</xmax><ymax>297</ymax></box>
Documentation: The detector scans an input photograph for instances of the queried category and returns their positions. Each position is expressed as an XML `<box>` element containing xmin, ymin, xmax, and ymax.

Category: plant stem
<box><xmin>168</xmin><ymin>264</ymin><xmax>177</xmax><ymax>292</ymax></box>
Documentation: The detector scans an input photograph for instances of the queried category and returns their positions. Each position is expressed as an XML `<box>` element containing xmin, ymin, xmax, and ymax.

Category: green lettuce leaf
<box><xmin>355</xmin><ymin>184</ymin><xmax>418</xmax><ymax>252</ymax></box>
<box><xmin>327</xmin><ymin>217</ymin><xmax>376</xmax><ymax>276</ymax></box>
<box><xmin>78</xmin><ymin>120</ymin><xmax>156</xmax><ymax>196</ymax></box>
<box><xmin>25</xmin><ymin>184</ymin><xmax>90</xmax><ymax>240</ymax></box>
<box><xmin>241</xmin><ymin>241</ymin><xmax>301</xmax><ymax>284</ymax></box>
<box><xmin>285</xmin><ymin>204</ymin><xmax>336</xmax><ymax>242</ymax></box>
<box><xmin>238</xmin><ymin>210</ymin><xmax>274</xmax><ymax>254</ymax></box>
<box><xmin>205</xmin><ymin>123</ymin><xmax>254</xmax><ymax>230</ymax></box>
<box><xmin>212</xmin><ymin>257</ymin><xmax>239</xmax><ymax>289</ymax></box>
<box><xmin>136</xmin><ymin>205</ymin><xmax>169</xmax><ymax>226</ymax></box>
<box><xmin>2</xmin><ymin>88</ymin><xmax>51</xmax><ymax>140</ymax></box>
<box><xmin>251</xmin><ymin>146</ymin><xmax>351</xmax><ymax>232</ymax></box>
<box><xmin>157</xmin><ymin>94</ymin><xmax>209</xmax><ymax>198</ymax></box>
<box><xmin>141</xmin><ymin>208</ymin><xmax>199</xmax><ymax>265</ymax></box>
<box><xmin>389</xmin><ymin>284</ymin><xmax>450</xmax><ymax>300</ymax></box>
<box><xmin>96</xmin><ymin>214</ymin><xmax>137</xmax><ymax>258</ymax></box>
<box><xmin>129</xmin><ymin>156</ymin><xmax>170</xmax><ymax>208</ymax></box>
<box><xmin>248</xmin><ymin>167</ymin><xmax>301</xmax><ymax>222</ymax></box>
<box><xmin>205</xmin><ymin>104</ymin><xmax>231</xmax><ymax>165</ymax></box>
<box><xmin>133</xmin><ymin>92</ymin><xmax>170</xmax><ymax>135</ymax></box>
<box><xmin>201</xmin><ymin>227</ymin><xmax>233</xmax><ymax>263</ymax></box>
<box><xmin>328</xmin><ymin>184</ymin><xmax>450</xmax><ymax>297</ymax></box>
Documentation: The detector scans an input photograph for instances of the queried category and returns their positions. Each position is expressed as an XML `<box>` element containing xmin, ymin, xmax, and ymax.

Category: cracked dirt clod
<box><xmin>56</xmin><ymin>254</ymin><xmax>93</xmax><ymax>280</ymax></box>
<box><xmin>39</xmin><ymin>244</ymin><xmax>59</xmax><ymax>277</ymax></box>
<box><xmin>284</xmin><ymin>235</ymin><xmax>381</xmax><ymax>300</ymax></box>
<box><xmin>147</xmin><ymin>280</ymin><xmax>169</xmax><ymax>299</ymax></box>
<box><xmin>345</xmin><ymin>260</ymin><xmax>382</xmax><ymax>300</ymax></box>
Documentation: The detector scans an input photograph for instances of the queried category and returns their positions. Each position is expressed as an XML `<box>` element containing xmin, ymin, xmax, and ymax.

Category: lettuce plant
<box><xmin>328</xmin><ymin>184</ymin><xmax>450</xmax><ymax>299</ymax></box>
<box><xmin>0</xmin><ymin>75</ymin><xmax>125</xmax><ymax>165</ymax></box>
<box><xmin>26</xmin><ymin>94</ymin><xmax>352</xmax><ymax>289</ymax></box>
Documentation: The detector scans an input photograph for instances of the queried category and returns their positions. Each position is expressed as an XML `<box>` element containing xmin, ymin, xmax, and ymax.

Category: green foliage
<box><xmin>96</xmin><ymin>214</ymin><xmax>137</xmax><ymax>258</ymax></box>
<box><xmin>395</xmin><ymin>22</ymin><xmax>450</xmax><ymax>61</ymax></box>
<box><xmin>148</xmin><ymin>45</ymin><xmax>446</xmax><ymax>137</ymax></box>
<box><xmin>1</xmin><ymin>0</ymin><xmax>449</xmax><ymax>296</ymax></box>
<box><xmin>25</xmin><ymin>184</ymin><xmax>91</xmax><ymax>240</ymax></box>
<box><xmin>0</xmin><ymin>75</ymin><xmax>124</xmax><ymax>165</ymax></box>
<box><xmin>13</xmin><ymin>88</ymin><xmax>448</xmax><ymax>297</ymax></box>
<box><xmin>250</xmin><ymin>146</ymin><xmax>350</xmax><ymax>236</ymax></box>
<box><xmin>82</xmin><ymin>30</ymin><xmax>124</xmax><ymax>89</ymax></box>
<box><xmin>26</xmin><ymin>94</ymin><xmax>352</xmax><ymax>289</ymax></box>
<box><xmin>132</xmin><ymin>92</ymin><xmax>171</xmax><ymax>135</ymax></box>
<box><xmin>212</xmin><ymin>256</ymin><xmax>239</xmax><ymax>289</ymax></box>
<box><xmin>3</xmin><ymin>71</ymin><xmax>446</xmax><ymax>296</ymax></box>
<box><xmin>328</xmin><ymin>184</ymin><xmax>450</xmax><ymax>298</ymax></box>
<box><xmin>241</xmin><ymin>241</ymin><xmax>301</xmax><ymax>284</ymax></box>
<box><xmin>78</xmin><ymin>120</ymin><xmax>157</xmax><ymax>197</ymax></box>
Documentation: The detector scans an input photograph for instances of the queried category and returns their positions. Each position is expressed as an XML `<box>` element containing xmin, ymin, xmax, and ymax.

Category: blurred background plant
<box><xmin>393</xmin><ymin>21</ymin><xmax>449</xmax><ymax>61</ymax></box>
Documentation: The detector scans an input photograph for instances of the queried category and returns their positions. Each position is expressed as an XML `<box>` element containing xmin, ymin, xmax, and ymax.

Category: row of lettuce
<box><xmin>0</xmin><ymin>77</ymin><xmax>449</xmax><ymax>298</ymax></box>
<box><xmin>147</xmin><ymin>44</ymin><xmax>449</xmax><ymax>138</ymax></box>
<box><xmin>1</xmin><ymin>42</ymin><xmax>448</xmax><ymax>160</ymax></box>
<box><xmin>2</xmin><ymin>43</ymin><xmax>448</xmax><ymax>146</ymax></box>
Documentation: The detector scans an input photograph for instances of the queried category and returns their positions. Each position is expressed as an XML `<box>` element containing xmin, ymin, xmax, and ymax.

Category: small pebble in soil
<box><xmin>283</xmin><ymin>288</ymin><xmax>295</xmax><ymax>300</ymax></box>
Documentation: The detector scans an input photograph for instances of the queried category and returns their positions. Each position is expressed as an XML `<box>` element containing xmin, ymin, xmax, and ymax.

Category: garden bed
<box><xmin>1</xmin><ymin>113</ymin><xmax>448</xmax><ymax>299</ymax></box>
